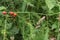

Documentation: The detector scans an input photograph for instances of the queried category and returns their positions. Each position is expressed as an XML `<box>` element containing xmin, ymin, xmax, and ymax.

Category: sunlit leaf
<box><xmin>45</xmin><ymin>0</ymin><xmax>56</xmax><ymax>10</ymax></box>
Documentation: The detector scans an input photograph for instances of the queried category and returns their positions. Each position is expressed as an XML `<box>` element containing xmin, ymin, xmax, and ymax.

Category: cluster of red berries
<box><xmin>2</xmin><ymin>11</ymin><xmax>17</xmax><ymax>17</ymax></box>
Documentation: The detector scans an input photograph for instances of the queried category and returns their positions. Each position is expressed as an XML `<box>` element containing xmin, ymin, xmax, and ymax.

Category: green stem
<box><xmin>3</xmin><ymin>16</ymin><xmax>7</xmax><ymax>40</ymax></box>
<box><xmin>21</xmin><ymin>0</ymin><xmax>27</xmax><ymax>12</ymax></box>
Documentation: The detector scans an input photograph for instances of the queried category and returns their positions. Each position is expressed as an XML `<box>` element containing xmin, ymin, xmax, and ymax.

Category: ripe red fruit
<box><xmin>2</xmin><ymin>11</ymin><xmax>7</xmax><ymax>15</ymax></box>
<box><xmin>13</xmin><ymin>13</ymin><xmax>17</xmax><ymax>17</ymax></box>
<box><xmin>9</xmin><ymin>12</ymin><xmax>14</xmax><ymax>15</ymax></box>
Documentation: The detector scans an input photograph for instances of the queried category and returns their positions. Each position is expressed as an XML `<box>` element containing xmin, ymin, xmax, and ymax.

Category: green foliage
<box><xmin>45</xmin><ymin>0</ymin><xmax>57</xmax><ymax>10</ymax></box>
<box><xmin>0</xmin><ymin>0</ymin><xmax>59</xmax><ymax>40</ymax></box>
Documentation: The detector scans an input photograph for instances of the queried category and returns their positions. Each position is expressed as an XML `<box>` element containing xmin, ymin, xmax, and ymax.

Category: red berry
<box><xmin>13</xmin><ymin>13</ymin><xmax>17</xmax><ymax>17</ymax></box>
<box><xmin>2</xmin><ymin>11</ymin><xmax>7</xmax><ymax>15</ymax></box>
<box><xmin>9</xmin><ymin>12</ymin><xmax>14</xmax><ymax>15</ymax></box>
